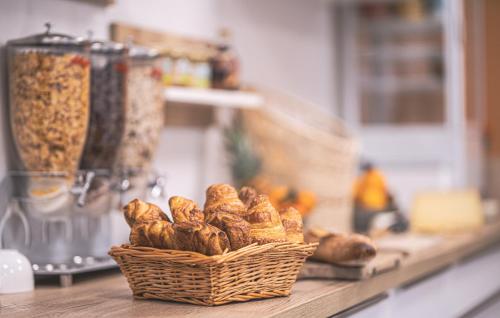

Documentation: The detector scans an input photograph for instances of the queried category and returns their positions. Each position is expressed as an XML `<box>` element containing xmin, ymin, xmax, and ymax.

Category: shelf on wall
<box><xmin>360</xmin><ymin>77</ymin><xmax>443</xmax><ymax>93</ymax></box>
<box><xmin>363</xmin><ymin>17</ymin><xmax>443</xmax><ymax>35</ymax></box>
<box><xmin>70</xmin><ymin>0</ymin><xmax>115</xmax><ymax>6</ymax></box>
<box><xmin>361</xmin><ymin>46</ymin><xmax>443</xmax><ymax>61</ymax></box>
<box><xmin>164</xmin><ymin>87</ymin><xmax>263</xmax><ymax>109</ymax></box>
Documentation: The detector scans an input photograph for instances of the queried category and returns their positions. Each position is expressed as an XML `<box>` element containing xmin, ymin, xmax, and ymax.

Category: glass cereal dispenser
<box><xmin>7</xmin><ymin>24</ymin><xmax>91</xmax><ymax>180</ymax></box>
<box><xmin>116</xmin><ymin>45</ymin><xmax>165</xmax><ymax>206</ymax></box>
<box><xmin>2</xmin><ymin>25</ymin><xmax>117</xmax><ymax>277</ymax></box>
<box><xmin>80</xmin><ymin>40</ymin><xmax>127</xmax><ymax>172</ymax></box>
<box><xmin>6</xmin><ymin>24</ymin><xmax>93</xmax><ymax>217</ymax></box>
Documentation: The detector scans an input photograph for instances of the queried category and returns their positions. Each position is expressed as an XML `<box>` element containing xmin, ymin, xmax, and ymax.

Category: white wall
<box><xmin>218</xmin><ymin>0</ymin><xmax>338</xmax><ymax>113</ymax></box>
<box><xmin>0</xmin><ymin>0</ymin><xmax>337</xmax><ymax>204</ymax></box>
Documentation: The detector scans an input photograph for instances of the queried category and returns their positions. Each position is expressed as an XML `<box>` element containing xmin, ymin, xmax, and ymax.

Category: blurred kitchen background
<box><xmin>0</xmin><ymin>0</ymin><xmax>499</xmax><ymax>286</ymax></box>
<box><xmin>0</xmin><ymin>0</ymin><xmax>498</xmax><ymax>207</ymax></box>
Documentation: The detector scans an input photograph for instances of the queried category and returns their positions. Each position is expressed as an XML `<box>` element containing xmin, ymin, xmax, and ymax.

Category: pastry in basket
<box><xmin>123</xmin><ymin>198</ymin><xmax>170</xmax><ymax>227</ymax></box>
<box><xmin>204</xmin><ymin>183</ymin><xmax>246</xmax><ymax>216</ymax></box>
<box><xmin>205</xmin><ymin>211</ymin><xmax>251</xmax><ymax>250</ymax></box>
<box><xmin>129</xmin><ymin>217</ymin><xmax>230</xmax><ymax>255</ymax></box>
<box><xmin>238</xmin><ymin>186</ymin><xmax>257</xmax><ymax>208</ymax></box>
<box><xmin>279</xmin><ymin>206</ymin><xmax>304</xmax><ymax>244</ymax></box>
<box><xmin>111</xmin><ymin>188</ymin><xmax>318</xmax><ymax>306</ymax></box>
<box><xmin>173</xmin><ymin>222</ymin><xmax>230</xmax><ymax>256</ymax></box>
<box><xmin>130</xmin><ymin>220</ymin><xmax>177</xmax><ymax>249</ymax></box>
<box><xmin>305</xmin><ymin>228</ymin><xmax>377</xmax><ymax>265</ymax></box>
<box><xmin>169</xmin><ymin>196</ymin><xmax>204</xmax><ymax>223</ymax></box>
<box><xmin>245</xmin><ymin>194</ymin><xmax>287</xmax><ymax>244</ymax></box>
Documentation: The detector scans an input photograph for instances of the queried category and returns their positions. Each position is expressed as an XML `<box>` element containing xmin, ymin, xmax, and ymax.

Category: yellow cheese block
<box><xmin>410</xmin><ymin>189</ymin><xmax>484</xmax><ymax>234</ymax></box>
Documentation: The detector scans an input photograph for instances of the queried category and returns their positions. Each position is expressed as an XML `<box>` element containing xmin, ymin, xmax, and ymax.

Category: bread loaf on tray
<box><xmin>305</xmin><ymin>228</ymin><xmax>377</xmax><ymax>264</ymax></box>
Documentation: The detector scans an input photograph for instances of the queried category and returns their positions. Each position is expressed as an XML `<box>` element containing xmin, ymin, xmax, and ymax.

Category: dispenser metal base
<box><xmin>33</xmin><ymin>256</ymin><xmax>117</xmax><ymax>287</ymax></box>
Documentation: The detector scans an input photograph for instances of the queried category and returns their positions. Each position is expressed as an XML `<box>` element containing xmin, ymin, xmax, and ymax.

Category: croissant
<box><xmin>129</xmin><ymin>220</ymin><xmax>177</xmax><ymax>249</ymax></box>
<box><xmin>279</xmin><ymin>207</ymin><xmax>304</xmax><ymax>243</ymax></box>
<box><xmin>123</xmin><ymin>198</ymin><xmax>169</xmax><ymax>227</ymax></box>
<box><xmin>238</xmin><ymin>186</ymin><xmax>257</xmax><ymax>208</ymax></box>
<box><xmin>173</xmin><ymin>222</ymin><xmax>230</xmax><ymax>256</ymax></box>
<box><xmin>205</xmin><ymin>211</ymin><xmax>251</xmax><ymax>250</ymax></box>
<box><xmin>204</xmin><ymin>184</ymin><xmax>247</xmax><ymax>216</ymax></box>
<box><xmin>245</xmin><ymin>195</ymin><xmax>287</xmax><ymax>244</ymax></box>
<box><xmin>169</xmin><ymin>196</ymin><xmax>204</xmax><ymax>223</ymax></box>
<box><xmin>305</xmin><ymin>228</ymin><xmax>377</xmax><ymax>264</ymax></box>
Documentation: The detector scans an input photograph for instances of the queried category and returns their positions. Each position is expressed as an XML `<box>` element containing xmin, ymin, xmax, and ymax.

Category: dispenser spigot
<box><xmin>71</xmin><ymin>171</ymin><xmax>95</xmax><ymax>207</ymax></box>
<box><xmin>149</xmin><ymin>173</ymin><xmax>167</xmax><ymax>199</ymax></box>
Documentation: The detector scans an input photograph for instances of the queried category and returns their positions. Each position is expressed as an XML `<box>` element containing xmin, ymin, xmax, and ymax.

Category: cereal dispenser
<box><xmin>7</xmin><ymin>24</ymin><xmax>90</xmax><ymax>177</ymax></box>
<box><xmin>0</xmin><ymin>25</ymin><xmax>116</xmax><ymax>286</ymax></box>
<box><xmin>81</xmin><ymin>40</ymin><xmax>127</xmax><ymax>171</ymax></box>
<box><xmin>115</xmin><ymin>45</ymin><xmax>166</xmax><ymax>207</ymax></box>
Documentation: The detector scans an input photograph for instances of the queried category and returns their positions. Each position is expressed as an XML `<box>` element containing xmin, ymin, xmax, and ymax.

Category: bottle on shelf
<box><xmin>210</xmin><ymin>28</ymin><xmax>240</xmax><ymax>90</ymax></box>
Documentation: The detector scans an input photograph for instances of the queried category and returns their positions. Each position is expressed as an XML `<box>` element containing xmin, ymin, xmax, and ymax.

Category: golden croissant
<box><xmin>130</xmin><ymin>219</ymin><xmax>230</xmax><ymax>255</ymax></box>
<box><xmin>130</xmin><ymin>220</ymin><xmax>177</xmax><ymax>250</ymax></box>
<box><xmin>204</xmin><ymin>184</ymin><xmax>247</xmax><ymax>216</ymax></box>
<box><xmin>173</xmin><ymin>222</ymin><xmax>230</xmax><ymax>256</ymax></box>
<box><xmin>123</xmin><ymin>198</ymin><xmax>169</xmax><ymax>227</ymax></box>
<box><xmin>205</xmin><ymin>211</ymin><xmax>251</xmax><ymax>250</ymax></box>
<box><xmin>279</xmin><ymin>207</ymin><xmax>304</xmax><ymax>243</ymax></box>
<box><xmin>245</xmin><ymin>194</ymin><xmax>287</xmax><ymax>244</ymax></box>
<box><xmin>169</xmin><ymin>196</ymin><xmax>204</xmax><ymax>223</ymax></box>
<box><xmin>305</xmin><ymin>228</ymin><xmax>377</xmax><ymax>264</ymax></box>
<box><xmin>238</xmin><ymin>186</ymin><xmax>257</xmax><ymax>208</ymax></box>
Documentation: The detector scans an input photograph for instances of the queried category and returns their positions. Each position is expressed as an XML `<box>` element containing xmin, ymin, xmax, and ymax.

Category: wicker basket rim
<box><xmin>109</xmin><ymin>242</ymin><xmax>318</xmax><ymax>265</ymax></box>
<box><xmin>255</xmin><ymin>85</ymin><xmax>353</xmax><ymax>136</ymax></box>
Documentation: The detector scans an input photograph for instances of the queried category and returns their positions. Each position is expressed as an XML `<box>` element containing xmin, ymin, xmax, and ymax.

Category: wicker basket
<box><xmin>109</xmin><ymin>242</ymin><xmax>317</xmax><ymax>306</ymax></box>
<box><xmin>242</xmin><ymin>87</ymin><xmax>359</xmax><ymax>232</ymax></box>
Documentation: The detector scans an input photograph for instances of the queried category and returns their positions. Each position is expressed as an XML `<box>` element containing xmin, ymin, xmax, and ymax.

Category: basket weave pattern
<box><xmin>243</xmin><ymin>87</ymin><xmax>358</xmax><ymax>232</ymax></box>
<box><xmin>109</xmin><ymin>242</ymin><xmax>317</xmax><ymax>306</ymax></box>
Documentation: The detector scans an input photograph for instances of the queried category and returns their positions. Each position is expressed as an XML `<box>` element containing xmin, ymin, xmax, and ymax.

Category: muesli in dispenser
<box><xmin>115</xmin><ymin>45</ymin><xmax>164</xmax><ymax>204</ymax></box>
<box><xmin>7</xmin><ymin>24</ymin><xmax>91</xmax><ymax>215</ymax></box>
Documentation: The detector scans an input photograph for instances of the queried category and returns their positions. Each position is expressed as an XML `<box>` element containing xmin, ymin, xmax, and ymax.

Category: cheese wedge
<box><xmin>410</xmin><ymin>189</ymin><xmax>484</xmax><ymax>234</ymax></box>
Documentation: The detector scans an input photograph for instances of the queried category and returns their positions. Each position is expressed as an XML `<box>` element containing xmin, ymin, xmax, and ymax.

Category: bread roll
<box><xmin>204</xmin><ymin>184</ymin><xmax>246</xmax><ymax>216</ymax></box>
<box><xmin>169</xmin><ymin>196</ymin><xmax>204</xmax><ymax>223</ymax></box>
<box><xmin>205</xmin><ymin>211</ymin><xmax>251</xmax><ymax>250</ymax></box>
<box><xmin>245</xmin><ymin>195</ymin><xmax>287</xmax><ymax>244</ymax></box>
<box><xmin>129</xmin><ymin>220</ymin><xmax>177</xmax><ymax>249</ymax></box>
<box><xmin>123</xmin><ymin>198</ymin><xmax>169</xmax><ymax>227</ymax></box>
<box><xmin>173</xmin><ymin>222</ymin><xmax>230</xmax><ymax>256</ymax></box>
<box><xmin>279</xmin><ymin>207</ymin><xmax>304</xmax><ymax>243</ymax></box>
<box><xmin>305</xmin><ymin>228</ymin><xmax>377</xmax><ymax>264</ymax></box>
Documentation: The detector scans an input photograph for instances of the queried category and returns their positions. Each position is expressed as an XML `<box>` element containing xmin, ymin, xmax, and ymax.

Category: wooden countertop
<box><xmin>3</xmin><ymin>222</ymin><xmax>500</xmax><ymax>318</ymax></box>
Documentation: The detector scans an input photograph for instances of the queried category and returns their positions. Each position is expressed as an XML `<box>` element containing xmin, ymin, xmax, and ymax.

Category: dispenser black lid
<box><xmin>7</xmin><ymin>23</ymin><xmax>89</xmax><ymax>48</ymax></box>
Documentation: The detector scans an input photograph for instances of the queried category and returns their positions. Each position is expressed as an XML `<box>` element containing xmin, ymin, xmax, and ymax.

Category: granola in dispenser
<box><xmin>10</xmin><ymin>51</ymin><xmax>90</xmax><ymax>173</ymax></box>
<box><xmin>116</xmin><ymin>61</ymin><xmax>163</xmax><ymax>173</ymax></box>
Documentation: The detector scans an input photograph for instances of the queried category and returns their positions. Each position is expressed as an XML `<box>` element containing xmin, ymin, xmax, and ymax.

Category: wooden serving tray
<box><xmin>298</xmin><ymin>250</ymin><xmax>404</xmax><ymax>280</ymax></box>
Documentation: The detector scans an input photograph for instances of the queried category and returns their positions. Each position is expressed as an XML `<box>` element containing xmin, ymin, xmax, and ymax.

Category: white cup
<box><xmin>0</xmin><ymin>249</ymin><xmax>34</xmax><ymax>294</ymax></box>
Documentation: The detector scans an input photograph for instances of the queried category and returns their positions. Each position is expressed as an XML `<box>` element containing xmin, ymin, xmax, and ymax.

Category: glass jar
<box><xmin>7</xmin><ymin>25</ymin><xmax>91</xmax><ymax>207</ymax></box>
<box><xmin>170</xmin><ymin>47</ymin><xmax>193</xmax><ymax>87</ymax></box>
<box><xmin>211</xmin><ymin>29</ymin><xmax>240</xmax><ymax>90</ymax></box>
<box><xmin>115</xmin><ymin>46</ymin><xmax>163</xmax><ymax>176</ymax></box>
<box><xmin>161</xmin><ymin>48</ymin><xmax>174</xmax><ymax>86</ymax></box>
<box><xmin>80</xmin><ymin>41</ymin><xmax>127</xmax><ymax>171</ymax></box>
<box><xmin>191</xmin><ymin>51</ymin><xmax>211</xmax><ymax>89</ymax></box>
